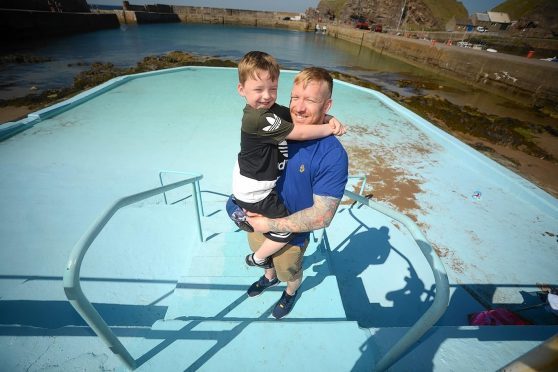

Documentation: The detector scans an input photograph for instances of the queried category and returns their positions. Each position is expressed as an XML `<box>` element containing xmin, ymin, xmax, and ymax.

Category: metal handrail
<box><xmin>347</xmin><ymin>173</ymin><xmax>367</xmax><ymax>197</ymax></box>
<box><xmin>63</xmin><ymin>174</ymin><xmax>203</xmax><ymax>370</ymax></box>
<box><xmin>343</xmin><ymin>190</ymin><xmax>450</xmax><ymax>372</ymax></box>
<box><xmin>159</xmin><ymin>170</ymin><xmax>205</xmax><ymax>217</ymax></box>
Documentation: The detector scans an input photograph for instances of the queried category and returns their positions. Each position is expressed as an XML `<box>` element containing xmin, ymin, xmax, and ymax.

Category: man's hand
<box><xmin>328</xmin><ymin>117</ymin><xmax>347</xmax><ymax>136</ymax></box>
<box><xmin>246</xmin><ymin>214</ymin><xmax>271</xmax><ymax>233</ymax></box>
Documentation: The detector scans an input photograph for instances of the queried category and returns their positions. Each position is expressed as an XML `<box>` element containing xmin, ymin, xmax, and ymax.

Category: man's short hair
<box><xmin>293</xmin><ymin>67</ymin><xmax>333</xmax><ymax>98</ymax></box>
<box><xmin>238</xmin><ymin>51</ymin><xmax>280</xmax><ymax>84</ymax></box>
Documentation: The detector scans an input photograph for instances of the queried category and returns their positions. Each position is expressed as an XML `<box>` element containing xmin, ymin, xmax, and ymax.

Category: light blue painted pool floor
<box><xmin>1</xmin><ymin>67</ymin><xmax>557</xmax><ymax>371</ymax></box>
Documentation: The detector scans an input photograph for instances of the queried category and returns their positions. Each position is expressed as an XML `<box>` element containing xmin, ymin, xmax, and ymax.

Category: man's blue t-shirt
<box><xmin>276</xmin><ymin>135</ymin><xmax>349</xmax><ymax>247</ymax></box>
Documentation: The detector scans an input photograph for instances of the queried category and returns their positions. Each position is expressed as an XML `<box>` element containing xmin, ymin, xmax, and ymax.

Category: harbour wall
<box><xmin>102</xmin><ymin>6</ymin><xmax>306</xmax><ymax>30</ymax></box>
<box><xmin>326</xmin><ymin>25</ymin><xmax>558</xmax><ymax>113</ymax></box>
<box><xmin>171</xmin><ymin>6</ymin><xmax>307</xmax><ymax>31</ymax></box>
<box><xmin>110</xmin><ymin>10</ymin><xmax>180</xmax><ymax>24</ymax></box>
<box><xmin>0</xmin><ymin>9</ymin><xmax>119</xmax><ymax>40</ymax></box>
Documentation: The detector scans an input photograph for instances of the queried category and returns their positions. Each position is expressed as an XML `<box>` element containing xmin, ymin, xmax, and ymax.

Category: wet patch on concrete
<box><xmin>342</xmin><ymin>124</ymin><xmax>437</xmax><ymax>221</ymax></box>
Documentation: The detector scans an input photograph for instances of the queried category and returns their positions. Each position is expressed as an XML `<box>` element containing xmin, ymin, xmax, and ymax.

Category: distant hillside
<box><xmin>492</xmin><ymin>0</ymin><xmax>547</xmax><ymax>20</ymax></box>
<box><xmin>494</xmin><ymin>0</ymin><xmax>557</xmax><ymax>36</ymax></box>
<box><xmin>316</xmin><ymin>0</ymin><xmax>468</xmax><ymax>30</ymax></box>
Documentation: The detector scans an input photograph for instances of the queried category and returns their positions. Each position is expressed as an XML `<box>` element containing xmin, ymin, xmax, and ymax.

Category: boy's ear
<box><xmin>323</xmin><ymin>98</ymin><xmax>332</xmax><ymax>113</ymax></box>
<box><xmin>237</xmin><ymin>83</ymin><xmax>245</xmax><ymax>97</ymax></box>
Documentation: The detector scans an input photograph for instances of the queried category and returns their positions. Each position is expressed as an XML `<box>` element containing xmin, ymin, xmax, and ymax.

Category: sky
<box><xmin>91</xmin><ymin>1</ymin><xmax>504</xmax><ymax>15</ymax></box>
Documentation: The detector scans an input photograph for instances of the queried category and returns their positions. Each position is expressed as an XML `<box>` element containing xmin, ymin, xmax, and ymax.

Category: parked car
<box><xmin>355</xmin><ymin>20</ymin><xmax>370</xmax><ymax>30</ymax></box>
<box><xmin>457</xmin><ymin>41</ymin><xmax>472</xmax><ymax>48</ymax></box>
<box><xmin>476</xmin><ymin>26</ymin><xmax>487</xmax><ymax>32</ymax></box>
<box><xmin>356</xmin><ymin>21</ymin><xmax>370</xmax><ymax>30</ymax></box>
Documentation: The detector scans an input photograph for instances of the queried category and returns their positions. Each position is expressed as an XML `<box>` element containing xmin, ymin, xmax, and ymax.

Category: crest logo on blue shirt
<box><xmin>299</xmin><ymin>164</ymin><xmax>305</xmax><ymax>173</ymax></box>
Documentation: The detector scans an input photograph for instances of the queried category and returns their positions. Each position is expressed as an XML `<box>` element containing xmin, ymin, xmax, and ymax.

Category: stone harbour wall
<box><xmin>0</xmin><ymin>9</ymin><xmax>119</xmax><ymax>41</ymax></box>
<box><xmin>111</xmin><ymin>10</ymin><xmax>180</xmax><ymax>24</ymax></box>
<box><xmin>172</xmin><ymin>6</ymin><xmax>308</xmax><ymax>30</ymax></box>
<box><xmin>327</xmin><ymin>25</ymin><xmax>558</xmax><ymax>112</ymax></box>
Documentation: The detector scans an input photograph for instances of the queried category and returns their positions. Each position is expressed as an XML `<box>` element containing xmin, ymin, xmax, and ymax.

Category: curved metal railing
<box><xmin>63</xmin><ymin>174</ymin><xmax>203</xmax><ymax>370</ymax></box>
<box><xmin>343</xmin><ymin>189</ymin><xmax>450</xmax><ymax>371</ymax></box>
<box><xmin>159</xmin><ymin>170</ymin><xmax>205</xmax><ymax>217</ymax></box>
<box><xmin>62</xmin><ymin>173</ymin><xmax>447</xmax><ymax>371</ymax></box>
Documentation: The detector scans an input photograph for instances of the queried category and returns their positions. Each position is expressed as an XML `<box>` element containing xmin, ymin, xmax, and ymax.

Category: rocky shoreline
<box><xmin>1</xmin><ymin>51</ymin><xmax>557</xmax><ymax>197</ymax></box>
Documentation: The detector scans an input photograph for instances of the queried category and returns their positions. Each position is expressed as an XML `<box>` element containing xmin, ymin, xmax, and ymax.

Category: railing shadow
<box><xmin>301</xmin><ymin>204</ymin><xmax>558</xmax><ymax>370</ymax></box>
<box><xmin>302</xmin><ymin>207</ymin><xmax>436</xmax><ymax>328</ymax></box>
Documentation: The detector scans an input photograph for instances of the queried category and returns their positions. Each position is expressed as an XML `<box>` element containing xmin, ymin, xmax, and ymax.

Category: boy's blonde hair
<box><xmin>238</xmin><ymin>51</ymin><xmax>280</xmax><ymax>84</ymax></box>
<box><xmin>293</xmin><ymin>67</ymin><xmax>333</xmax><ymax>98</ymax></box>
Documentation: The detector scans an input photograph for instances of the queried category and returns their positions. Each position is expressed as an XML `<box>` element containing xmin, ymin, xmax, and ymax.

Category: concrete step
<box><xmin>165</xmin><ymin>231</ymin><xmax>343</xmax><ymax>321</ymax></box>
<box><xmin>182</xmin><ymin>230</ymin><xmax>328</xmax><ymax>276</ymax></box>
<box><xmin>128</xmin><ymin>319</ymin><xmax>372</xmax><ymax>371</ymax></box>
<box><xmin>164</xmin><ymin>274</ymin><xmax>346</xmax><ymax>321</ymax></box>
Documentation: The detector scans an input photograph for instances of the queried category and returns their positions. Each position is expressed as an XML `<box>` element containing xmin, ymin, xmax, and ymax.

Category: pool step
<box><xmin>131</xmin><ymin>319</ymin><xmax>372</xmax><ymax>371</ymax></box>
<box><xmin>125</xmin><ymin>230</ymin><xmax>369</xmax><ymax>370</ymax></box>
<box><xmin>164</xmin><ymin>274</ymin><xmax>347</xmax><ymax>321</ymax></box>
<box><xmin>166</xmin><ymin>231</ymin><xmax>341</xmax><ymax>320</ymax></box>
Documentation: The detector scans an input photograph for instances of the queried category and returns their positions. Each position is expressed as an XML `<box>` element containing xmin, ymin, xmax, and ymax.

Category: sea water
<box><xmin>0</xmin><ymin>22</ymin><xmax>547</xmax><ymax>124</ymax></box>
<box><xmin>0</xmin><ymin>23</ymin><xmax>435</xmax><ymax>100</ymax></box>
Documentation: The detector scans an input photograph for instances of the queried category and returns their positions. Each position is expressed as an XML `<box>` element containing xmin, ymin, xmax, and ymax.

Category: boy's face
<box><xmin>237</xmin><ymin>69</ymin><xmax>278</xmax><ymax>110</ymax></box>
<box><xmin>289</xmin><ymin>80</ymin><xmax>332</xmax><ymax>126</ymax></box>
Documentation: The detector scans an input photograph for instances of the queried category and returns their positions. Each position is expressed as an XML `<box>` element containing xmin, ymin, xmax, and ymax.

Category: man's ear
<box><xmin>237</xmin><ymin>83</ymin><xmax>245</xmax><ymax>97</ymax></box>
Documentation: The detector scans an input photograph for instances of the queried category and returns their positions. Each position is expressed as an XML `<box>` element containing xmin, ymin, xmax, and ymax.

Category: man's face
<box><xmin>237</xmin><ymin>69</ymin><xmax>278</xmax><ymax>110</ymax></box>
<box><xmin>289</xmin><ymin>80</ymin><xmax>332</xmax><ymax>126</ymax></box>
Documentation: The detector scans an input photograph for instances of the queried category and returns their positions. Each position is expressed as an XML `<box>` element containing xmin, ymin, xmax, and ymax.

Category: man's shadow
<box><xmin>303</xmin><ymin>222</ymin><xmax>434</xmax><ymax>328</ymax></box>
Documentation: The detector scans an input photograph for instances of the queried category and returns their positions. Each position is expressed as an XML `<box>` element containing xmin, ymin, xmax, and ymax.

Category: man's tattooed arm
<box><xmin>266</xmin><ymin>195</ymin><xmax>341</xmax><ymax>233</ymax></box>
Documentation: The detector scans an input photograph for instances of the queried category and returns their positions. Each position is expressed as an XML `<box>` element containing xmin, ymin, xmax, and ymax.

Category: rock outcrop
<box><xmin>316</xmin><ymin>0</ymin><xmax>468</xmax><ymax>30</ymax></box>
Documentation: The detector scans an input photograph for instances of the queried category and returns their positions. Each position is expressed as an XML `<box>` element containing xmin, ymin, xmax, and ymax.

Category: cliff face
<box><xmin>316</xmin><ymin>0</ymin><xmax>468</xmax><ymax>30</ymax></box>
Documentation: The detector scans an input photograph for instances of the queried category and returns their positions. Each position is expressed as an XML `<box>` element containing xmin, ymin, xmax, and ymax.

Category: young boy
<box><xmin>228</xmin><ymin>51</ymin><xmax>346</xmax><ymax>269</ymax></box>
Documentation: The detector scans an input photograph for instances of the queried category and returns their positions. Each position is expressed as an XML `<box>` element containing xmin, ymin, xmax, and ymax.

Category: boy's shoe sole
<box><xmin>245</xmin><ymin>253</ymin><xmax>273</xmax><ymax>269</ymax></box>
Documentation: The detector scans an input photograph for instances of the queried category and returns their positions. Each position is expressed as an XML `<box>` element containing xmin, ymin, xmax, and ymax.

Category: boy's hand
<box><xmin>329</xmin><ymin>117</ymin><xmax>347</xmax><ymax>136</ymax></box>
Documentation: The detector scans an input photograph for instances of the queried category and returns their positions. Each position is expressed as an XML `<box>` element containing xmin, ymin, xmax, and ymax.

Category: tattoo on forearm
<box><xmin>267</xmin><ymin>195</ymin><xmax>341</xmax><ymax>233</ymax></box>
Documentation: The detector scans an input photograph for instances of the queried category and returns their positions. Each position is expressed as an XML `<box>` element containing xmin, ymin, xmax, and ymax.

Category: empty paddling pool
<box><xmin>0</xmin><ymin>67</ymin><xmax>556</xmax><ymax>371</ymax></box>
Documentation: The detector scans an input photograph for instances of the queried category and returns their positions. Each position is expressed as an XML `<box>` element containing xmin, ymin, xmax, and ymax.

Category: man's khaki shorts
<box><xmin>247</xmin><ymin>232</ymin><xmax>308</xmax><ymax>283</ymax></box>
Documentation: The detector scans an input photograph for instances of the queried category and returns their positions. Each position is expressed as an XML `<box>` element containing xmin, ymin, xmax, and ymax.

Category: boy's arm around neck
<box><xmin>286</xmin><ymin>123</ymin><xmax>332</xmax><ymax>141</ymax></box>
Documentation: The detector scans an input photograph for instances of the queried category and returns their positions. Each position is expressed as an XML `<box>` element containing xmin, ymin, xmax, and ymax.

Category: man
<box><xmin>246</xmin><ymin>67</ymin><xmax>349</xmax><ymax>319</ymax></box>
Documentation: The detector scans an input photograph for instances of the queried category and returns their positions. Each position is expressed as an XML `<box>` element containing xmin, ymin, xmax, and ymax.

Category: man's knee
<box><xmin>275</xmin><ymin>265</ymin><xmax>302</xmax><ymax>283</ymax></box>
<box><xmin>273</xmin><ymin>242</ymin><xmax>306</xmax><ymax>282</ymax></box>
<box><xmin>247</xmin><ymin>232</ymin><xmax>265</xmax><ymax>253</ymax></box>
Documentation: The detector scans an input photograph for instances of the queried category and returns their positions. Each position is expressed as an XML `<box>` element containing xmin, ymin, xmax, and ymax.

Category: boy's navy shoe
<box><xmin>245</xmin><ymin>253</ymin><xmax>273</xmax><ymax>269</ymax></box>
<box><xmin>226</xmin><ymin>195</ymin><xmax>254</xmax><ymax>232</ymax></box>
<box><xmin>272</xmin><ymin>290</ymin><xmax>297</xmax><ymax>319</ymax></box>
<box><xmin>247</xmin><ymin>275</ymin><xmax>279</xmax><ymax>297</ymax></box>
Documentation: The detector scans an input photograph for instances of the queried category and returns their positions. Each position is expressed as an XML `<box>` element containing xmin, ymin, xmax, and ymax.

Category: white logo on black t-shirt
<box><xmin>262</xmin><ymin>114</ymin><xmax>281</xmax><ymax>132</ymax></box>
